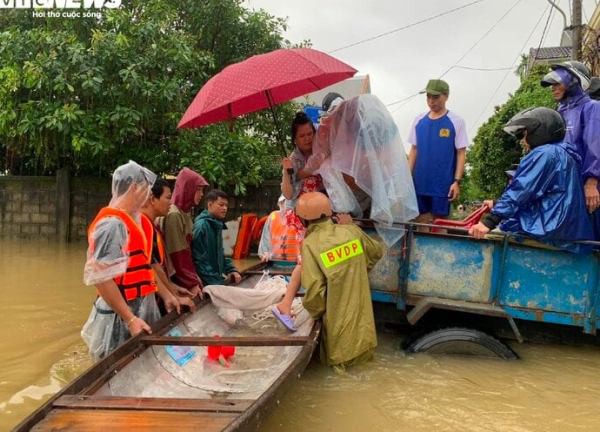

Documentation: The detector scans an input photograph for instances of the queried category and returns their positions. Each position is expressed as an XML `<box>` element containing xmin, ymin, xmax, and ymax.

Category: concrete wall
<box><xmin>0</xmin><ymin>176</ymin><xmax>58</xmax><ymax>238</ymax></box>
<box><xmin>0</xmin><ymin>176</ymin><xmax>281</xmax><ymax>242</ymax></box>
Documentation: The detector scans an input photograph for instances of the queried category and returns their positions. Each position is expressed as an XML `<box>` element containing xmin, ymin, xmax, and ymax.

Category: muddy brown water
<box><xmin>2</xmin><ymin>239</ymin><xmax>600</xmax><ymax>431</ymax></box>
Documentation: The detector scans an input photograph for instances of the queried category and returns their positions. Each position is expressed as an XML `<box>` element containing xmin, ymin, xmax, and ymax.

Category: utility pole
<box><xmin>572</xmin><ymin>0</ymin><xmax>582</xmax><ymax>60</ymax></box>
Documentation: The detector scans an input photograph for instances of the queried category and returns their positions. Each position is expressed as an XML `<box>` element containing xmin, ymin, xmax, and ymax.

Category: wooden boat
<box><xmin>14</xmin><ymin>272</ymin><xmax>320</xmax><ymax>432</ymax></box>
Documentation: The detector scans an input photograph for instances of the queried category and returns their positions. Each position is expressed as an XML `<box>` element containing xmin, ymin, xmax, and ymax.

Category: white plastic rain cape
<box><xmin>81</xmin><ymin>294</ymin><xmax>161</xmax><ymax>361</ymax></box>
<box><xmin>83</xmin><ymin>160</ymin><xmax>157</xmax><ymax>286</ymax></box>
<box><xmin>81</xmin><ymin>161</ymin><xmax>158</xmax><ymax>361</ymax></box>
<box><xmin>312</xmin><ymin>94</ymin><xmax>419</xmax><ymax>245</ymax></box>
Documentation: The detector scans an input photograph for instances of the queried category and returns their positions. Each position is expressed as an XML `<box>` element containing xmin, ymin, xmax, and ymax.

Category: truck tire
<box><xmin>405</xmin><ymin>327</ymin><xmax>518</xmax><ymax>360</ymax></box>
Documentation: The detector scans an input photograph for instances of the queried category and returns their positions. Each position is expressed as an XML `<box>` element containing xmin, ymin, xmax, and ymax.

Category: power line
<box><xmin>386</xmin><ymin>0</ymin><xmax>523</xmax><ymax>110</ymax></box>
<box><xmin>471</xmin><ymin>5</ymin><xmax>551</xmax><ymax>135</ymax></box>
<box><xmin>388</xmin><ymin>93</ymin><xmax>421</xmax><ymax>110</ymax></box>
<box><xmin>543</xmin><ymin>2</ymin><xmax>556</xmax><ymax>47</ymax></box>
<box><xmin>327</xmin><ymin>0</ymin><xmax>487</xmax><ymax>54</ymax></box>
<box><xmin>438</xmin><ymin>0</ymin><xmax>524</xmax><ymax>79</ymax></box>
<box><xmin>527</xmin><ymin>4</ymin><xmax>554</xmax><ymax>78</ymax></box>
<box><xmin>451</xmin><ymin>65</ymin><xmax>515</xmax><ymax>71</ymax></box>
<box><xmin>386</xmin><ymin>64</ymin><xmax>516</xmax><ymax>112</ymax></box>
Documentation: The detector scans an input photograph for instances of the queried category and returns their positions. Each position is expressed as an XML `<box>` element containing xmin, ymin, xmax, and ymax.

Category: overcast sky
<box><xmin>245</xmin><ymin>0</ymin><xmax>598</xmax><ymax>145</ymax></box>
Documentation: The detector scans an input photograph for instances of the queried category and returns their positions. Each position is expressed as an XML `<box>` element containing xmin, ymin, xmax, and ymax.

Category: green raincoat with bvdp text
<box><xmin>301</xmin><ymin>218</ymin><xmax>384</xmax><ymax>367</ymax></box>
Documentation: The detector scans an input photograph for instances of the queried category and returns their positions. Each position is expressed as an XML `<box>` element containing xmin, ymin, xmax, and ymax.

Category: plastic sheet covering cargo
<box><xmin>94</xmin><ymin>275</ymin><xmax>313</xmax><ymax>400</ymax></box>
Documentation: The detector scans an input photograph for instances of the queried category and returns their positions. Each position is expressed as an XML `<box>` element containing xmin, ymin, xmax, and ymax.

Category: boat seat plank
<box><xmin>32</xmin><ymin>409</ymin><xmax>237</xmax><ymax>432</ymax></box>
<box><xmin>245</xmin><ymin>269</ymin><xmax>293</xmax><ymax>276</ymax></box>
<box><xmin>53</xmin><ymin>395</ymin><xmax>253</xmax><ymax>413</ymax></box>
<box><xmin>142</xmin><ymin>335</ymin><xmax>310</xmax><ymax>346</ymax></box>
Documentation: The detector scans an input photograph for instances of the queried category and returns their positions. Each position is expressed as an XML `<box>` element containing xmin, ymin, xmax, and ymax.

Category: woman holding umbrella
<box><xmin>281</xmin><ymin>111</ymin><xmax>327</xmax><ymax>208</ymax></box>
<box><xmin>272</xmin><ymin>111</ymin><xmax>328</xmax><ymax>330</ymax></box>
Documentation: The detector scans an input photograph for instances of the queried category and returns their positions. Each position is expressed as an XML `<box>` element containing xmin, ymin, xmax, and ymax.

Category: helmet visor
<box><xmin>503</xmin><ymin>124</ymin><xmax>527</xmax><ymax>140</ymax></box>
<box><xmin>541</xmin><ymin>70</ymin><xmax>563</xmax><ymax>87</ymax></box>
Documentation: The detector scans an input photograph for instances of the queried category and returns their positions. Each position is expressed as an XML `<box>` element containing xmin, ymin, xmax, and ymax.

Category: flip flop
<box><xmin>271</xmin><ymin>306</ymin><xmax>297</xmax><ymax>332</ymax></box>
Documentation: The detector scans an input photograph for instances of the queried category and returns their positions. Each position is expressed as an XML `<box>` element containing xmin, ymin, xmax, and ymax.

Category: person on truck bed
<box><xmin>469</xmin><ymin>107</ymin><xmax>593</xmax><ymax>253</ymax></box>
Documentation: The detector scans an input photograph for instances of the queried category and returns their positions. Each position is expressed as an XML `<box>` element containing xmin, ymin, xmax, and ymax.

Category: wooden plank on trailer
<box><xmin>32</xmin><ymin>409</ymin><xmax>237</xmax><ymax>432</ymax></box>
<box><xmin>141</xmin><ymin>335</ymin><xmax>310</xmax><ymax>346</ymax></box>
<box><xmin>53</xmin><ymin>395</ymin><xmax>252</xmax><ymax>413</ymax></box>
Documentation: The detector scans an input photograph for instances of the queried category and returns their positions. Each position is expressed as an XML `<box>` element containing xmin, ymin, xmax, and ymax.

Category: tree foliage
<box><xmin>462</xmin><ymin>64</ymin><xmax>556</xmax><ymax>201</ymax></box>
<box><xmin>0</xmin><ymin>0</ymin><xmax>297</xmax><ymax>193</ymax></box>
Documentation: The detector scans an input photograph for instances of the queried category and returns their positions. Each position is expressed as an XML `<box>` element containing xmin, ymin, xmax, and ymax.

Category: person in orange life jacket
<box><xmin>258</xmin><ymin>195</ymin><xmax>302</xmax><ymax>264</ymax></box>
<box><xmin>81</xmin><ymin>161</ymin><xmax>160</xmax><ymax>361</ymax></box>
<box><xmin>140</xmin><ymin>178</ymin><xmax>196</xmax><ymax>316</ymax></box>
<box><xmin>192</xmin><ymin>190</ymin><xmax>241</xmax><ymax>286</ymax></box>
<box><xmin>162</xmin><ymin>167</ymin><xmax>208</xmax><ymax>298</ymax></box>
<box><xmin>408</xmin><ymin>79</ymin><xmax>468</xmax><ymax>223</ymax></box>
<box><xmin>257</xmin><ymin>195</ymin><xmax>303</xmax><ymax>329</ymax></box>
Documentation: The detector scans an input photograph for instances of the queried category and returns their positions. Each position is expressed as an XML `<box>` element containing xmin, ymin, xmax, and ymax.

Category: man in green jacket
<box><xmin>192</xmin><ymin>189</ymin><xmax>241</xmax><ymax>286</ymax></box>
<box><xmin>297</xmin><ymin>192</ymin><xmax>384</xmax><ymax>369</ymax></box>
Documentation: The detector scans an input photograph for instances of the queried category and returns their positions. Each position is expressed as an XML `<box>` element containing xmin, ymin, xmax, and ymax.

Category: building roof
<box><xmin>529</xmin><ymin>46</ymin><xmax>571</xmax><ymax>61</ymax></box>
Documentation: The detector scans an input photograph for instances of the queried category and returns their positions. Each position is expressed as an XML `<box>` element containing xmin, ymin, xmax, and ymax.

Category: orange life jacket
<box><xmin>269</xmin><ymin>211</ymin><xmax>301</xmax><ymax>262</ymax></box>
<box><xmin>140</xmin><ymin>213</ymin><xmax>166</xmax><ymax>267</ymax></box>
<box><xmin>88</xmin><ymin>207</ymin><xmax>157</xmax><ymax>302</ymax></box>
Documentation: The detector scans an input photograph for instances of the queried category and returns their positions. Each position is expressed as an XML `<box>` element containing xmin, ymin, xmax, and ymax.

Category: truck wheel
<box><xmin>405</xmin><ymin>327</ymin><xmax>518</xmax><ymax>360</ymax></box>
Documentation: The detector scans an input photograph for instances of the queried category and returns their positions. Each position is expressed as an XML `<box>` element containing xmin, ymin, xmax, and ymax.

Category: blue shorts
<box><xmin>416</xmin><ymin>194</ymin><xmax>450</xmax><ymax>217</ymax></box>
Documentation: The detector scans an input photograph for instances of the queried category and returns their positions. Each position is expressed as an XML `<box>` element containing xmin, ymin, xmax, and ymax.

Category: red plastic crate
<box><xmin>432</xmin><ymin>205</ymin><xmax>489</xmax><ymax>232</ymax></box>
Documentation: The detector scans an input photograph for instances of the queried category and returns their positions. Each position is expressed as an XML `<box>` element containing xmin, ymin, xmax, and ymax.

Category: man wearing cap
<box><xmin>408</xmin><ymin>79</ymin><xmax>468</xmax><ymax>223</ymax></box>
<box><xmin>541</xmin><ymin>61</ymin><xmax>600</xmax><ymax>221</ymax></box>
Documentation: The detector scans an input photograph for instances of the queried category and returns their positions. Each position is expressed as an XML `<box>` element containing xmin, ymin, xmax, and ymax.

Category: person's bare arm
<box><xmin>448</xmin><ymin>148</ymin><xmax>466</xmax><ymax>201</ymax></box>
<box><xmin>408</xmin><ymin>145</ymin><xmax>417</xmax><ymax>172</ymax></box>
<box><xmin>584</xmin><ymin>177</ymin><xmax>600</xmax><ymax>213</ymax></box>
<box><xmin>152</xmin><ymin>264</ymin><xmax>180</xmax><ymax>314</ymax></box>
<box><xmin>281</xmin><ymin>158</ymin><xmax>294</xmax><ymax>199</ymax></box>
<box><xmin>153</xmin><ymin>263</ymin><xmax>176</xmax><ymax>295</ymax></box>
<box><xmin>95</xmin><ymin>280</ymin><xmax>151</xmax><ymax>336</ymax></box>
<box><xmin>454</xmin><ymin>147</ymin><xmax>466</xmax><ymax>181</ymax></box>
<box><xmin>296</xmin><ymin>165</ymin><xmax>316</xmax><ymax>179</ymax></box>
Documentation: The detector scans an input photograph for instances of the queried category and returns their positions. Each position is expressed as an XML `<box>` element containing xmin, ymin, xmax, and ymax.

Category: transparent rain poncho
<box><xmin>81</xmin><ymin>294</ymin><xmax>161</xmax><ymax>361</ymax></box>
<box><xmin>312</xmin><ymin>94</ymin><xmax>419</xmax><ymax>245</ymax></box>
<box><xmin>81</xmin><ymin>161</ymin><xmax>158</xmax><ymax>361</ymax></box>
<box><xmin>83</xmin><ymin>161</ymin><xmax>157</xmax><ymax>286</ymax></box>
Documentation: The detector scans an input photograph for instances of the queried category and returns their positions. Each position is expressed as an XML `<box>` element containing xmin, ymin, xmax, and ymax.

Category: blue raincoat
<box><xmin>491</xmin><ymin>141</ymin><xmax>593</xmax><ymax>253</ymax></box>
<box><xmin>556</xmin><ymin>81</ymin><xmax>600</xmax><ymax>240</ymax></box>
<box><xmin>557</xmin><ymin>86</ymin><xmax>600</xmax><ymax>180</ymax></box>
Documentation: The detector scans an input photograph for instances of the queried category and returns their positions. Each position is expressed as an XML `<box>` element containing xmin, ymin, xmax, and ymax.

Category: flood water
<box><xmin>2</xmin><ymin>239</ymin><xmax>600</xmax><ymax>431</ymax></box>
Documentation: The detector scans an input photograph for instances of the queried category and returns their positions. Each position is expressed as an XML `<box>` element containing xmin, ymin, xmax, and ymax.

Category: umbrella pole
<box><xmin>266</xmin><ymin>90</ymin><xmax>289</xmax><ymax>157</ymax></box>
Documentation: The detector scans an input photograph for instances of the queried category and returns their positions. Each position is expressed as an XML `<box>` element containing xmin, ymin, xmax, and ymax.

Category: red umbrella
<box><xmin>177</xmin><ymin>48</ymin><xmax>357</xmax><ymax>131</ymax></box>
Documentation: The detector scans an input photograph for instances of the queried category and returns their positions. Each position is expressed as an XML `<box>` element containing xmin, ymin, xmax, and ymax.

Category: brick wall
<box><xmin>0</xmin><ymin>177</ymin><xmax>57</xmax><ymax>238</ymax></box>
<box><xmin>0</xmin><ymin>176</ymin><xmax>281</xmax><ymax>241</ymax></box>
<box><xmin>69</xmin><ymin>177</ymin><xmax>112</xmax><ymax>241</ymax></box>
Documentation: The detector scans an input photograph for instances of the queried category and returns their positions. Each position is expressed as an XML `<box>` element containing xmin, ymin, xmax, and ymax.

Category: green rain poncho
<box><xmin>301</xmin><ymin>219</ymin><xmax>384</xmax><ymax>367</ymax></box>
